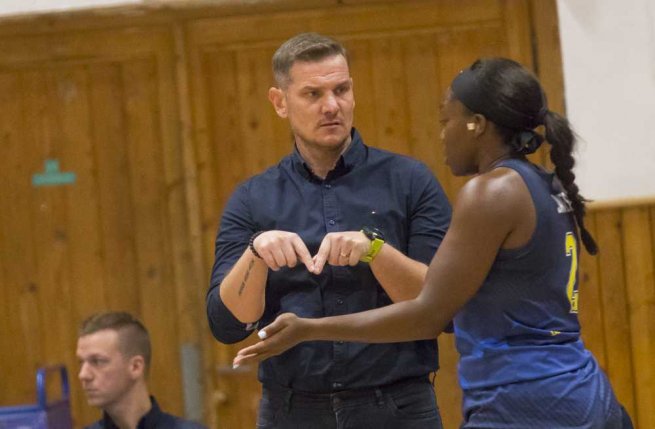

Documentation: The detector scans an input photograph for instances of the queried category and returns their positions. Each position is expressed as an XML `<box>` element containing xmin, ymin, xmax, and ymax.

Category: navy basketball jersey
<box><xmin>454</xmin><ymin>158</ymin><xmax>591</xmax><ymax>390</ymax></box>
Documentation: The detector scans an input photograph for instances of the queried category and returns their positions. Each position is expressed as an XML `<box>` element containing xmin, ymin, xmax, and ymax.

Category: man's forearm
<box><xmin>218</xmin><ymin>250</ymin><xmax>269</xmax><ymax>323</ymax></box>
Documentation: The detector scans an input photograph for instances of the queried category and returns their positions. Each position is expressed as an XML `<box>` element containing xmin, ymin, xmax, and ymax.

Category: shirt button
<box><xmin>328</xmin><ymin>220</ymin><xmax>336</xmax><ymax>225</ymax></box>
<box><xmin>333</xmin><ymin>382</ymin><xmax>343</xmax><ymax>389</ymax></box>
<box><xmin>324</xmin><ymin>184</ymin><xmax>331</xmax><ymax>189</ymax></box>
<box><xmin>336</xmin><ymin>299</ymin><xmax>343</xmax><ymax>305</ymax></box>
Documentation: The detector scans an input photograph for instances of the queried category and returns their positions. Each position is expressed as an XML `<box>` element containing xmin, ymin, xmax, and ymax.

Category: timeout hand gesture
<box><xmin>233</xmin><ymin>313</ymin><xmax>309</xmax><ymax>368</ymax></box>
<box><xmin>252</xmin><ymin>230</ymin><xmax>371</xmax><ymax>274</ymax></box>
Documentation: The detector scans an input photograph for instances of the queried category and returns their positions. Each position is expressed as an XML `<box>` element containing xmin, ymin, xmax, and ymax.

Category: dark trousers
<box><xmin>256</xmin><ymin>377</ymin><xmax>443</xmax><ymax>429</ymax></box>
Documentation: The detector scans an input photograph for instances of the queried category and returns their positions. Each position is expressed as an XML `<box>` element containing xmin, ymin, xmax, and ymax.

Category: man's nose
<box><xmin>79</xmin><ymin>362</ymin><xmax>92</xmax><ymax>381</ymax></box>
<box><xmin>321</xmin><ymin>93</ymin><xmax>339</xmax><ymax>114</ymax></box>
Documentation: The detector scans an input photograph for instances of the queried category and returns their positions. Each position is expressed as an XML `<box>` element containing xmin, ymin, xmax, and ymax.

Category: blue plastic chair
<box><xmin>0</xmin><ymin>365</ymin><xmax>73</xmax><ymax>429</ymax></box>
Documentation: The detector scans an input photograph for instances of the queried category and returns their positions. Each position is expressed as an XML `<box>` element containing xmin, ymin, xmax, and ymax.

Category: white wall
<box><xmin>0</xmin><ymin>0</ymin><xmax>137</xmax><ymax>17</ymax></box>
<box><xmin>2</xmin><ymin>0</ymin><xmax>653</xmax><ymax>201</ymax></box>
<box><xmin>557</xmin><ymin>0</ymin><xmax>655</xmax><ymax>201</ymax></box>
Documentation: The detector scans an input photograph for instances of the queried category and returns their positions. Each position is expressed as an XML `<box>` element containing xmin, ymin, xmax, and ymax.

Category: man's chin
<box><xmin>317</xmin><ymin>130</ymin><xmax>351</xmax><ymax>147</ymax></box>
<box><xmin>85</xmin><ymin>394</ymin><xmax>107</xmax><ymax>408</ymax></box>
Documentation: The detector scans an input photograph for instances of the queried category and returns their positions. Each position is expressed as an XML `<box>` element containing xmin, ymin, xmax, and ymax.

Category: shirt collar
<box><xmin>291</xmin><ymin>128</ymin><xmax>366</xmax><ymax>182</ymax></box>
<box><xmin>100</xmin><ymin>396</ymin><xmax>163</xmax><ymax>429</ymax></box>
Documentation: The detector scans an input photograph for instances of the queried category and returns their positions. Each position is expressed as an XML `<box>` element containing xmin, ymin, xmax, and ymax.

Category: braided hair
<box><xmin>451</xmin><ymin>58</ymin><xmax>597</xmax><ymax>254</ymax></box>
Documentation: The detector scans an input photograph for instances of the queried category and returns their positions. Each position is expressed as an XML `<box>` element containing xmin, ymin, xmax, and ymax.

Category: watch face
<box><xmin>363</xmin><ymin>226</ymin><xmax>384</xmax><ymax>241</ymax></box>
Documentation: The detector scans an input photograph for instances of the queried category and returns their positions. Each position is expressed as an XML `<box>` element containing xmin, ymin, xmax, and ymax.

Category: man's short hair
<box><xmin>79</xmin><ymin>311</ymin><xmax>151</xmax><ymax>372</ymax></box>
<box><xmin>272</xmin><ymin>32</ymin><xmax>349</xmax><ymax>87</ymax></box>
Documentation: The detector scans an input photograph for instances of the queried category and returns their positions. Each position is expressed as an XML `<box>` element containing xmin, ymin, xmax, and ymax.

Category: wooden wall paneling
<box><xmin>0</xmin><ymin>71</ymin><xmax>43</xmax><ymax>406</ymax></box>
<box><xmin>436</xmin><ymin>333</ymin><xmax>463</xmax><ymax>429</ymax></box>
<box><xmin>24</xmin><ymin>69</ymin><xmax>66</xmax><ymax>405</ymax></box>
<box><xmin>528</xmin><ymin>0</ymin><xmax>563</xmax><ymax>168</ymax></box>
<box><xmin>172</xmin><ymin>23</ymin><xmax>211</xmax><ymax>424</ymax></box>
<box><xmin>347</xmin><ymin>39</ymin><xmax>376</xmax><ymax>149</ymax></box>
<box><xmin>31</xmin><ymin>67</ymin><xmax>81</xmax><ymax>407</ymax></box>
<box><xmin>402</xmin><ymin>34</ymin><xmax>444</xmax><ymax>182</ymax></box>
<box><xmin>57</xmin><ymin>66</ymin><xmax>107</xmax><ymax>315</ymax></box>
<box><xmin>187</xmin><ymin>43</ymin><xmax>225</xmax><ymax>428</ymax></box>
<box><xmin>87</xmin><ymin>63</ymin><xmax>140</xmax><ymax>315</ymax></box>
<box><xmin>622</xmin><ymin>207</ymin><xmax>655</xmax><ymax>428</ymax></box>
<box><xmin>122</xmin><ymin>57</ymin><xmax>184</xmax><ymax>415</ymax></box>
<box><xmin>593</xmin><ymin>209</ymin><xmax>636</xmax><ymax>418</ymax></box>
<box><xmin>369</xmin><ymin>37</ymin><xmax>410</xmax><ymax>154</ymax></box>
<box><xmin>187</xmin><ymin>0</ymin><xmax>500</xmax><ymax>47</ymax></box>
<box><xmin>196</xmin><ymin>49</ymin><xmax>240</xmax><ymax>279</ymax></box>
<box><xmin>502</xmin><ymin>0</ymin><xmax>533</xmax><ymax>67</ymax></box>
<box><xmin>53</xmin><ymin>65</ymin><xmax>108</xmax><ymax>421</ymax></box>
<box><xmin>235</xmin><ymin>48</ymin><xmax>282</xmax><ymax>176</ymax></box>
<box><xmin>577</xmin><ymin>213</ymin><xmax>608</xmax><ymax>367</ymax></box>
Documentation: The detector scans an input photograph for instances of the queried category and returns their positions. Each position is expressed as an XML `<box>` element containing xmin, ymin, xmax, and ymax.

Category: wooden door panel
<box><xmin>0</xmin><ymin>28</ymin><xmax>190</xmax><ymax>427</ymax></box>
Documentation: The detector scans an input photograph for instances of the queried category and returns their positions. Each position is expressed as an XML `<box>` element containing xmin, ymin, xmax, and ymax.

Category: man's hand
<box><xmin>312</xmin><ymin>231</ymin><xmax>370</xmax><ymax>274</ymax></box>
<box><xmin>253</xmin><ymin>231</ymin><xmax>315</xmax><ymax>272</ymax></box>
<box><xmin>232</xmin><ymin>313</ymin><xmax>309</xmax><ymax>368</ymax></box>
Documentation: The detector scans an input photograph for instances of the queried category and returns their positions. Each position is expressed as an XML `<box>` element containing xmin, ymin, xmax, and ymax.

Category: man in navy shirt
<box><xmin>77</xmin><ymin>311</ymin><xmax>206</xmax><ymax>429</ymax></box>
<box><xmin>207</xmin><ymin>32</ymin><xmax>451</xmax><ymax>429</ymax></box>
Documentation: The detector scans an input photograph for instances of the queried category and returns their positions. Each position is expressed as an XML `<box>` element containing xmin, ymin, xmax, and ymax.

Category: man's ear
<box><xmin>128</xmin><ymin>355</ymin><xmax>146</xmax><ymax>379</ymax></box>
<box><xmin>268</xmin><ymin>87</ymin><xmax>287</xmax><ymax>118</ymax></box>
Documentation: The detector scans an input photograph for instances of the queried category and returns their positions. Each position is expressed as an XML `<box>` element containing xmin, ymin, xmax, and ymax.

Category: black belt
<box><xmin>262</xmin><ymin>376</ymin><xmax>431</xmax><ymax>411</ymax></box>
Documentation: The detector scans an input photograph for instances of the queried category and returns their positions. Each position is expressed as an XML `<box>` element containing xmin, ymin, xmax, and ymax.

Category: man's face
<box><xmin>271</xmin><ymin>54</ymin><xmax>355</xmax><ymax>151</ymax></box>
<box><xmin>76</xmin><ymin>329</ymin><xmax>137</xmax><ymax>409</ymax></box>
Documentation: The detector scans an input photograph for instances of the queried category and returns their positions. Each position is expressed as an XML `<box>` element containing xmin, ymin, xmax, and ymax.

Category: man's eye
<box><xmin>90</xmin><ymin>358</ymin><xmax>107</xmax><ymax>366</ymax></box>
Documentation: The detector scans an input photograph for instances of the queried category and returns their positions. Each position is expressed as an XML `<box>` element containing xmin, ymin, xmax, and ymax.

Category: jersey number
<box><xmin>565</xmin><ymin>232</ymin><xmax>579</xmax><ymax>313</ymax></box>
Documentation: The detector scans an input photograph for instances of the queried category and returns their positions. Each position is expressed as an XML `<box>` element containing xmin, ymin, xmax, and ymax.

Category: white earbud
<box><xmin>466</xmin><ymin>123</ymin><xmax>476</xmax><ymax>131</ymax></box>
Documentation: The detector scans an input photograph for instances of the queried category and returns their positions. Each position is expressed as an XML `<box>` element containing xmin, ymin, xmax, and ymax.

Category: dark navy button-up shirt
<box><xmin>207</xmin><ymin>129</ymin><xmax>451</xmax><ymax>393</ymax></box>
<box><xmin>85</xmin><ymin>396</ymin><xmax>206</xmax><ymax>429</ymax></box>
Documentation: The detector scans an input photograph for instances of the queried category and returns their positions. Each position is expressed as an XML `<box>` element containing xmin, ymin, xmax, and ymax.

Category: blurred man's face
<box><xmin>76</xmin><ymin>329</ymin><xmax>137</xmax><ymax>410</ymax></box>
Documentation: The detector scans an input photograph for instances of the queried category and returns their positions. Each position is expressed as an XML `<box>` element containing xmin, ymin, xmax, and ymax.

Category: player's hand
<box><xmin>312</xmin><ymin>231</ymin><xmax>370</xmax><ymax>274</ymax></box>
<box><xmin>233</xmin><ymin>313</ymin><xmax>308</xmax><ymax>367</ymax></box>
<box><xmin>252</xmin><ymin>231</ymin><xmax>314</xmax><ymax>272</ymax></box>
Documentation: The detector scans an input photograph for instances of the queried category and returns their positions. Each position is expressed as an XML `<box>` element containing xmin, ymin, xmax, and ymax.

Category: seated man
<box><xmin>76</xmin><ymin>311</ymin><xmax>206</xmax><ymax>429</ymax></box>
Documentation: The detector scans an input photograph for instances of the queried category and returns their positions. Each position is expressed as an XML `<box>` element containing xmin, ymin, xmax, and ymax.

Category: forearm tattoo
<box><xmin>238</xmin><ymin>259</ymin><xmax>256</xmax><ymax>296</ymax></box>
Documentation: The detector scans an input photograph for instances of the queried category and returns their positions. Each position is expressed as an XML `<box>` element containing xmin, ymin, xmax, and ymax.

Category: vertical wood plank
<box><xmin>502</xmin><ymin>0</ymin><xmax>533</xmax><ymax>67</ymax></box>
<box><xmin>593</xmin><ymin>209</ymin><xmax>636</xmax><ymax>418</ymax></box>
<box><xmin>346</xmin><ymin>39</ymin><xmax>376</xmax><ymax>144</ymax></box>
<box><xmin>236</xmin><ymin>48</ymin><xmax>283</xmax><ymax>176</ymax></box>
<box><xmin>189</xmin><ymin>47</ymin><xmax>219</xmax><ymax>277</ymax></box>
<box><xmin>370</xmin><ymin>37</ymin><xmax>410</xmax><ymax>154</ymax></box>
<box><xmin>54</xmin><ymin>66</ymin><xmax>108</xmax><ymax>422</ymax></box>
<box><xmin>622</xmin><ymin>207</ymin><xmax>655</xmax><ymax>429</ymax></box>
<box><xmin>28</xmin><ymin>69</ymin><xmax>76</xmax><ymax>390</ymax></box>
<box><xmin>402</xmin><ymin>34</ymin><xmax>442</xmax><ymax>174</ymax></box>
<box><xmin>87</xmin><ymin>63</ymin><xmax>139</xmax><ymax>316</ymax></box>
<box><xmin>0</xmin><ymin>71</ymin><xmax>42</xmax><ymax>405</ymax></box>
<box><xmin>173</xmin><ymin>23</ymin><xmax>211</xmax><ymax>423</ymax></box>
<box><xmin>528</xmin><ymin>0</ymin><xmax>562</xmax><ymax>168</ymax></box>
<box><xmin>578</xmin><ymin>213</ymin><xmax>608</xmax><ymax>368</ymax></box>
<box><xmin>122</xmin><ymin>58</ymin><xmax>183</xmax><ymax>415</ymax></box>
